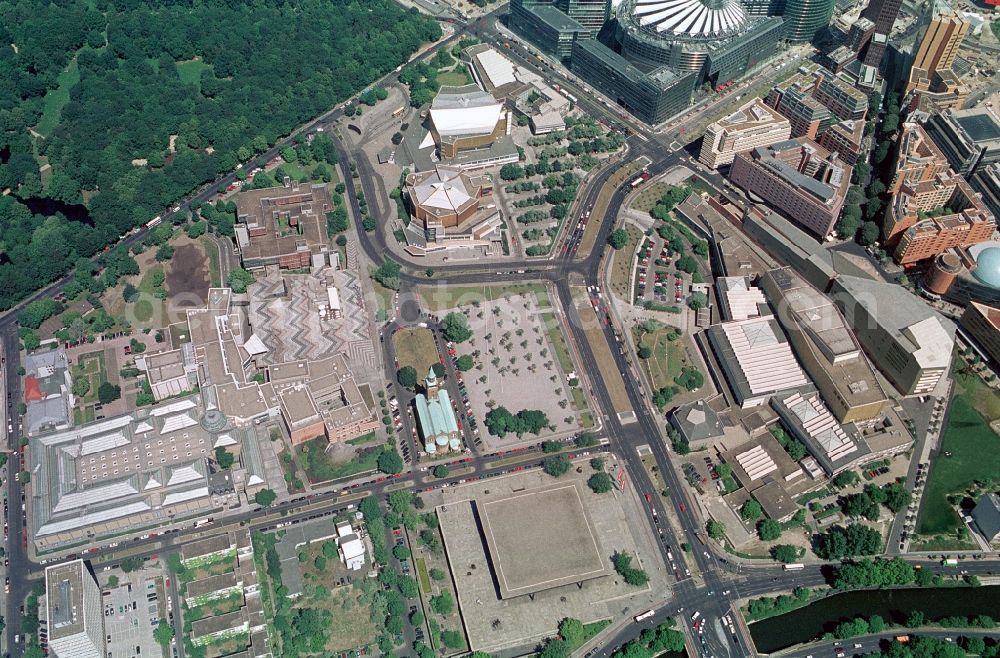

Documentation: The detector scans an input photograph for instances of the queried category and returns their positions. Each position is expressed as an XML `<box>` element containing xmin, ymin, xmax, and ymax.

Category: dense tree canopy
<box><xmin>484</xmin><ymin>406</ymin><xmax>549</xmax><ymax>437</ymax></box>
<box><xmin>440</xmin><ymin>312</ymin><xmax>472</xmax><ymax>343</ymax></box>
<box><xmin>0</xmin><ymin>0</ymin><xmax>440</xmax><ymax>309</ymax></box>
<box><xmin>815</xmin><ymin>523</ymin><xmax>883</xmax><ymax>560</ymax></box>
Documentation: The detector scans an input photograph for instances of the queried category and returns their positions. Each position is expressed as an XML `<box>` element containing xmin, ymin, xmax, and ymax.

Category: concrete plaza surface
<box><xmin>457</xmin><ymin>291</ymin><xmax>582</xmax><ymax>444</ymax></box>
<box><xmin>435</xmin><ymin>463</ymin><xmax>669</xmax><ymax>653</ymax></box>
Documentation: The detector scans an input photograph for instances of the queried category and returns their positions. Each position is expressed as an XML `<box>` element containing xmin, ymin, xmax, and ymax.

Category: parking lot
<box><xmin>103</xmin><ymin>575</ymin><xmax>165</xmax><ymax>658</ymax></box>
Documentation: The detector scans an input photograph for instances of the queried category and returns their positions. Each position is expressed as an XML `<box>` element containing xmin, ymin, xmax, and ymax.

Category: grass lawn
<box><xmin>36</xmin><ymin>58</ymin><xmax>79</xmax><ymax>136</ymax></box>
<box><xmin>298</xmin><ymin>440</ymin><xmax>382</xmax><ymax>483</ymax></box>
<box><xmin>638</xmin><ymin>328</ymin><xmax>688</xmax><ymax>390</ymax></box>
<box><xmin>176</xmin><ymin>58</ymin><xmax>211</xmax><ymax>90</ymax></box>
<box><xmin>917</xmin><ymin>367</ymin><xmax>1000</xmax><ymax>536</ymax></box>
<box><xmin>909</xmin><ymin>535</ymin><xmax>977</xmax><ymax>552</ymax></box>
<box><xmin>631</xmin><ymin>182</ymin><xmax>673</xmax><ymax>213</ymax></box>
<box><xmin>200</xmin><ymin>237</ymin><xmax>222</xmax><ymax>287</ymax></box>
<box><xmin>74</xmin><ymin>406</ymin><xmax>96</xmax><ymax>425</ymax></box>
<box><xmin>392</xmin><ymin>327</ymin><xmax>439</xmax><ymax>380</ymax></box>
<box><xmin>133</xmin><ymin>265</ymin><xmax>168</xmax><ymax>325</ymax></box>
<box><xmin>416</xmin><ymin>557</ymin><xmax>431</xmax><ymax>593</ymax></box>
<box><xmin>608</xmin><ymin>224</ymin><xmax>643</xmax><ymax>300</ymax></box>
<box><xmin>437</xmin><ymin>66</ymin><xmax>472</xmax><ymax>86</ymax></box>
<box><xmin>993</xmin><ymin>19</ymin><xmax>1000</xmax><ymax>43</ymax></box>
<box><xmin>579</xmin><ymin>620</ymin><xmax>611</xmax><ymax>646</ymax></box>
<box><xmin>346</xmin><ymin>432</ymin><xmax>377</xmax><ymax>446</ymax></box>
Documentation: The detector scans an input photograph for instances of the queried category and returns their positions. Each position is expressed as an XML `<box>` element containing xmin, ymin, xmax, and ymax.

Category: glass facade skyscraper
<box><xmin>782</xmin><ymin>0</ymin><xmax>835</xmax><ymax>42</ymax></box>
<box><xmin>554</xmin><ymin>0</ymin><xmax>611</xmax><ymax>31</ymax></box>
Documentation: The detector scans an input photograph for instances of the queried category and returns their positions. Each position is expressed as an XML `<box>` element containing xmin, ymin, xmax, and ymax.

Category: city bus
<box><xmin>634</xmin><ymin>609</ymin><xmax>655</xmax><ymax>623</ymax></box>
<box><xmin>783</xmin><ymin>563</ymin><xmax>805</xmax><ymax>571</ymax></box>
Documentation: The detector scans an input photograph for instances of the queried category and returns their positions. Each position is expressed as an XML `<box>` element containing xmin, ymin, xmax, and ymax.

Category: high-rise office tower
<box><xmin>859</xmin><ymin>0</ymin><xmax>903</xmax><ymax>35</ymax></box>
<box><xmin>782</xmin><ymin>0</ymin><xmax>835</xmax><ymax>42</ymax></box>
<box><xmin>857</xmin><ymin>0</ymin><xmax>904</xmax><ymax>66</ymax></box>
<box><xmin>554</xmin><ymin>0</ymin><xmax>611</xmax><ymax>31</ymax></box>
<box><xmin>905</xmin><ymin>9</ymin><xmax>969</xmax><ymax>94</ymax></box>
<box><xmin>46</xmin><ymin>561</ymin><xmax>105</xmax><ymax>658</ymax></box>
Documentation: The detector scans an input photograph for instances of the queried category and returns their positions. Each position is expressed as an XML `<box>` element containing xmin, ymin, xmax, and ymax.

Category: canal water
<box><xmin>749</xmin><ymin>585</ymin><xmax>1000</xmax><ymax>653</ymax></box>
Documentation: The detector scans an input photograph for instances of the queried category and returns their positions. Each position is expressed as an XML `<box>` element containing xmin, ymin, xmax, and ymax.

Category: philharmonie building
<box><xmin>511</xmin><ymin>0</ymin><xmax>785</xmax><ymax>123</ymax></box>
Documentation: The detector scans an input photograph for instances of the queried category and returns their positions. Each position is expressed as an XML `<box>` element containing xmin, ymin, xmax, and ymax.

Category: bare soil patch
<box><xmin>166</xmin><ymin>242</ymin><xmax>210</xmax><ymax>301</ymax></box>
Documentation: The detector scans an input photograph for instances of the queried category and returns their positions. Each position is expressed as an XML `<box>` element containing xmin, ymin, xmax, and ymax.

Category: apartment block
<box><xmin>889</xmin><ymin>121</ymin><xmax>952</xmax><ymax>193</ymax></box>
<box><xmin>886</xmin><ymin>170</ymin><xmax>996</xmax><ymax>264</ymax></box>
<box><xmin>818</xmin><ymin>119</ymin><xmax>865</xmax><ymax>165</ymax></box>
<box><xmin>767</xmin><ymin>85</ymin><xmax>830</xmax><ymax>139</ymax></box>
<box><xmin>765</xmin><ymin>62</ymin><xmax>867</xmax><ymax>138</ymax></box>
<box><xmin>813</xmin><ymin>72</ymin><xmax>869</xmax><ymax>121</ymax></box>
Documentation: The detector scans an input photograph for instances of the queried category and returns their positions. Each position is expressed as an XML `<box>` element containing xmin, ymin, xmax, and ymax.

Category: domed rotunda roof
<box><xmin>973</xmin><ymin>246</ymin><xmax>1000</xmax><ymax>289</ymax></box>
<box><xmin>630</xmin><ymin>0</ymin><xmax>748</xmax><ymax>38</ymax></box>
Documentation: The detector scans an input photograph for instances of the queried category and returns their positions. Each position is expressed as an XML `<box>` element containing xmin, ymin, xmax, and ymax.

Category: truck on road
<box><xmin>634</xmin><ymin>609</ymin><xmax>655</xmax><ymax>622</ymax></box>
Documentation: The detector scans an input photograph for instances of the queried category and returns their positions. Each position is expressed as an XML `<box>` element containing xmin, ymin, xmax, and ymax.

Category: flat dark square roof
<box><xmin>479</xmin><ymin>484</ymin><xmax>607</xmax><ymax>598</ymax></box>
<box><xmin>956</xmin><ymin>113</ymin><xmax>1000</xmax><ymax>143</ymax></box>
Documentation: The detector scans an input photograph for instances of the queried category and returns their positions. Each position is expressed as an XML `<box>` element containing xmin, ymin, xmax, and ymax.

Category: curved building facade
<box><xmin>782</xmin><ymin>0</ymin><xmax>834</xmax><ymax>42</ymax></box>
<box><xmin>617</xmin><ymin>0</ymin><xmax>783</xmax><ymax>80</ymax></box>
<box><xmin>618</xmin><ymin>0</ymin><xmax>750</xmax><ymax>70</ymax></box>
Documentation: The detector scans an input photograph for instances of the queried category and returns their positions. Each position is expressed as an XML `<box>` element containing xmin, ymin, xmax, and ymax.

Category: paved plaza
<box><xmin>458</xmin><ymin>292</ymin><xmax>581</xmax><ymax>443</ymax></box>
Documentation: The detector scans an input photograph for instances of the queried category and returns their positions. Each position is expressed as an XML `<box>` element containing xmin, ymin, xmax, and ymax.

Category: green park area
<box><xmin>36</xmin><ymin>58</ymin><xmax>80</xmax><ymax>137</ymax></box>
<box><xmin>916</xmin><ymin>361</ymin><xmax>1000</xmax><ymax>543</ymax></box>
<box><xmin>295</xmin><ymin>438</ymin><xmax>384</xmax><ymax>483</ymax></box>
<box><xmin>636</xmin><ymin>326</ymin><xmax>688</xmax><ymax>391</ymax></box>
<box><xmin>176</xmin><ymin>58</ymin><xmax>212</xmax><ymax>90</ymax></box>
<box><xmin>437</xmin><ymin>65</ymin><xmax>472</xmax><ymax>87</ymax></box>
<box><xmin>295</xmin><ymin>540</ymin><xmax>379</xmax><ymax>652</ymax></box>
<box><xmin>0</xmin><ymin>0</ymin><xmax>441</xmax><ymax>317</ymax></box>
<box><xmin>71</xmin><ymin>350</ymin><xmax>110</xmax><ymax>425</ymax></box>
